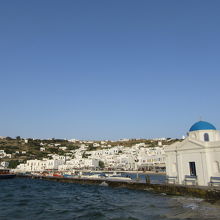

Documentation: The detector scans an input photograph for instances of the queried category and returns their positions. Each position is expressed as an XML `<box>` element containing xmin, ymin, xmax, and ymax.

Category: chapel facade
<box><xmin>165</xmin><ymin>121</ymin><xmax>220</xmax><ymax>186</ymax></box>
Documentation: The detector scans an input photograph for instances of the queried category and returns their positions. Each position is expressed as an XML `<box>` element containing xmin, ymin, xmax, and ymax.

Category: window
<box><xmin>204</xmin><ymin>133</ymin><xmax>209</xmax><ymax>142</ymax></box>
<box><xmin>189</xmin><ymin>162</ymin><xmax>197</xmax><ymax>176</ymax></box>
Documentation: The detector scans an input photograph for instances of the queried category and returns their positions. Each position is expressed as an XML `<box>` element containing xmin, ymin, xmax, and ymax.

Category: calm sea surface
<box><xmin>0</xmin><ymin>178</ymin><xmax>220</xmax><ymax>220</ymax></box>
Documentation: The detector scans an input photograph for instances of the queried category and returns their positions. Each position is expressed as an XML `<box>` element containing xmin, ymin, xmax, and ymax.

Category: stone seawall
<box><xmin>17</xmin><ymin>175</ymin><xmax>220</xmax><ymax>203</ymax></box>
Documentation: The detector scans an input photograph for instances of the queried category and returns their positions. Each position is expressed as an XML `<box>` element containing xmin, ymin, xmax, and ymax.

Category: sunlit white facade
<box><xmin>165</xmin><ymin>121</ymin><xmax>220</xmax><ymax>186</ymax></box>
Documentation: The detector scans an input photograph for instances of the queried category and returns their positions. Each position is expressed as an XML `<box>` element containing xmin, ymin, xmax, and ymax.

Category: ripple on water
<box><xmin>0</xmin><ymin>178</ymin><xmax>220</xmax><ymax>220</ymax></box>
<box><xmin>17</xmin><ymin>199</ymin><xmax>30</xmax><ymax>206</ymax></box>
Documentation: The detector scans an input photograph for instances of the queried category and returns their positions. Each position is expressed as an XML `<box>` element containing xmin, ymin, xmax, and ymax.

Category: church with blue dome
<box><xmin>189</xmin><ymin>121</ymin><xmax>216</xmax><ymax>132</ymax></box>
<box><xmin>165</xmin><ymin>120</ymin><xmax>220</xmax><ymax>186</ymax></box>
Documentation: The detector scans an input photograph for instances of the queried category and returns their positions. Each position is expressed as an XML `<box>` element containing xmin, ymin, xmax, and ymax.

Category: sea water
<box><xmin>0</xmin><ymin>178</ymin><xmax>220</xmax><ymax>220</ymax></box>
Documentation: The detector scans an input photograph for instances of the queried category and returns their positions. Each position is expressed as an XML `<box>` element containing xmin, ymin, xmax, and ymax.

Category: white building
<box><xmin>0</xmin><ymin>150</ymin><xmax>6</xmax><ymax>158</ymax></box>
<box><xmin>0</xmin><ymin>150</ymin><xmax>11</xmax><ymax>158</ymax></box>
<box><xmin>1</xmin><ymin>161</ymin><xmax>9</xmax><ymax>168</ymax></box>
<box><xmin>165</xmin><ymin>121</ymin><xmax>220</xmax><ymax>186</ymax></box>
<box><xmin>15</xmin><ymin>159</ymin><xmax>65</xmax><ymax>172</ymax></box>
<box><xmin>58</xmin><ymin>158</ymin><xmax>99</xmax><ymax>171</ymax></box>
<box><xmin>93</xmin><ymin>143</ymin><xmax>100</xmax><ymax>147</ymax></box>
<box><xmin>68</xmin><ymin>139</ymin><xmax>77</xmax><ymax>143</ymax></box>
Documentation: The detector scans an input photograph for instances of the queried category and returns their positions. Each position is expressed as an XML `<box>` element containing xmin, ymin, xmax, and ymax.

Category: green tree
<box><xmin>82</xmin><ymin>152</ymin><xmax>88</xmax><ymax>158</ymax></box>
<box><xmin>8</xmin><ymin>160</ymin><xmax>20</xmax><ymax>169</ymax></box>
<box><xmin>99</xmin><ymin>161</ymin><xmax>105</xmax><ymax>169</ymax></box>
<box><xmin>87</xmin><ymin>144</ymin><xmax>95</xmax><ymax>151</ymax></box>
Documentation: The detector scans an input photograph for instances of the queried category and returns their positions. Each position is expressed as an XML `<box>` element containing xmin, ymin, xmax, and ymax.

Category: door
<box><xmin>189</xmin><ymin>162</ymin><xmax>197</xmax><ymax>176</ymax></box>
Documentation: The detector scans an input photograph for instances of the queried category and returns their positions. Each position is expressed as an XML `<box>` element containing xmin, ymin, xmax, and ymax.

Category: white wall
<box><xmin>165</xmin><ymin>129</ymin><xmax>220</xmax><ymax>186</ymax></box>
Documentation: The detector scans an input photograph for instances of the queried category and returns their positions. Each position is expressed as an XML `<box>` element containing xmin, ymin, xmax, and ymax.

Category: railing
<box><xmin>209</xmin><ymin>176</ymin><xmax>220</xmax><ymax>187</ymax></box>
<box><xmin>166</xmin><ymin>176</ymin><xmax>177</xmax><ymax>184</ymax></box>
<box><xmin>184</xmin><ymin>175</ymin><xmax>197</xmax><ymax>185</ymax></box>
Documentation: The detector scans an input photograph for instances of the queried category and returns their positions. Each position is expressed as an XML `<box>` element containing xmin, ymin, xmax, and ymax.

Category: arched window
<box><xmin>204</xmin><ymin>133</ymin><xmax>209</xmax><ymax>142</ymax></box>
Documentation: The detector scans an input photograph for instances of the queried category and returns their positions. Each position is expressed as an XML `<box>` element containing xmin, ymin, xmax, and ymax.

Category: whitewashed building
<box><xmin>0</xmin><ymin>150</ymin><xmax>11</xmax><ymax>158</ymax></box>
<box><xmin>165</xmin><ymin>121</ymin><xmax>220</xmax><ymax>186</ymax></box>
<box><xmin>58</xmin><ymin>158</ymin><xmax>99</xmax><ymax>171</ymax></box>
<box><xmin>15</xmin><ymin>159</ymin><xmax>65</xmax><ymax>172</ymax></box>
<box><xmin>0</xmin><ymin>150</ymin><xmax>6</xmax><ymax>158</ymax></box>
<box><xmin>1</xmin><ymin>161</ymin><xmax>9</xmax><ymax>168</ymax></box>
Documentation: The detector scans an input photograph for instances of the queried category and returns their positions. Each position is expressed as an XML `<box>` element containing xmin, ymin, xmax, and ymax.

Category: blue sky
<box><xmin>0</xmin><ymin>0</ymin><xmax>220</xmax><ymax>140</ymax></box>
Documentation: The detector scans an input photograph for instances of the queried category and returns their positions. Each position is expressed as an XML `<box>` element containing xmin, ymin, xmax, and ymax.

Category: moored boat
<box><xmin>53</xmin><ymin>173</ymin><xmax>63</xmax><ymax>177</ymax></box>
<box><xmin>106</xmin><ymin>172</ymin><xmax>132</xmax><ymax>181</ymax></box>
<box><xmin>0</xmin><ymin>169</ymin><xmax>16</xmax><ymax>179</ymax></box>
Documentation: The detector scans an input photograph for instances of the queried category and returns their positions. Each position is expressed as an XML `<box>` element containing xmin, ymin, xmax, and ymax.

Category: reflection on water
<box><xmin>0</xmin><ymin>178</ymin><xmax>219</xmax><ymax>220</ymax></box>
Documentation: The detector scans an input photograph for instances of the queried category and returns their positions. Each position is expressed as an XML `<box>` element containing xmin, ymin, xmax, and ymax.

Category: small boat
<box><xmin>80</xmin><ymin>172</ymin><xmax>132</xmax><ymax>181</ymax></box>
<box><xmin>80</xmin><ymin>173</ymin><xmax>105</xmax><ymax>179</ymax></box>
<box><xmin>0</xmin><ymin>169</ymin><xmax>16</xmax><ymax>179</ymax></box>
<box><xmin>53</xmin><ymin>173</ymin><xmax>63</xmax><ymax>177</ymax></box>
<box><xmin>63</xmin><ymin>174</ymin><xmax>75</xmax><ymax>178</ymax></box>
<box><xmin>106</xmin><ymin>172</ymin><xmax>132</xmax><ymax>182</ymax></box>
<box><xmin>106</xmin><ymin>176</ymin><xmax>132</xmax><ymax>181</ymax></box>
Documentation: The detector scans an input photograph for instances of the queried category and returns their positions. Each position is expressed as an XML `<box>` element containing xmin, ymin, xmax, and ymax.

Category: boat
<box><xmin>79</xmin><ymin>172</ymin><xmax>132</xmax><ymax>181</ymax></box>
<box><xmin>106</xmin><ymin>172</ymin><xmax>132</xmax><ymax>182</ymax></box>
<box><xmin>79</xmin><ymin>172</ymin><xmax>106</xmax><ymax>179</ymax></box>
<box><xmin>0</xmin><ymin>169</ymin><xmax>16</xmax><ymax>179</ymax></box>
<box><xmin>53</xmin><ymin>173</ymin><xmax>63</xmax><ymax>178</ymax></box>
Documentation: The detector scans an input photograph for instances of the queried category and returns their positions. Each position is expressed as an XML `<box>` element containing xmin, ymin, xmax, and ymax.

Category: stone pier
<box><xmin>17</xmin><ymin>174</ymin><xmax>220</xmax><ymax>203</ymax></box>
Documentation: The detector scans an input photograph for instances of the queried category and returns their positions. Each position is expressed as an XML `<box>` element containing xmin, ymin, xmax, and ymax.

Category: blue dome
<box><xmin>189</xmin><ymin>121</ymin><xmax>216</xmax><ymax>132</ymax></box>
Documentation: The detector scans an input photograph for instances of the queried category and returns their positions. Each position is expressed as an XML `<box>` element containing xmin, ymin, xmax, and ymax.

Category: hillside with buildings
<box><xmin>0</xmin><ymin>136</ymin><xmax>180</xmax><ymax>172</ymax></box>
